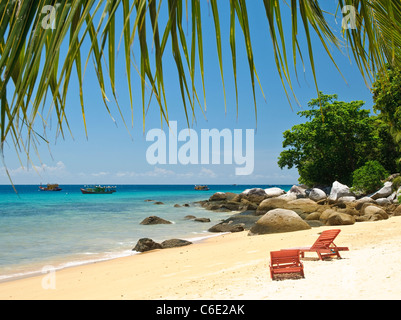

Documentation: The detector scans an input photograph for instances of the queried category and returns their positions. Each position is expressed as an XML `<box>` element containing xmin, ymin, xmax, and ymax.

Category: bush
<box><xmin>392</xmin><ymin>176</ymin><xmax>401</xmax><ymax>192</ymax></box>
<box><xmin>351</xmin><ymin>161</ymin><xmax>389</xmax><ymax>194</ymax></box>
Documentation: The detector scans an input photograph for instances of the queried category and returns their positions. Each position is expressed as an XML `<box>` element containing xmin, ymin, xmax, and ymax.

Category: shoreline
<box><xmin>1</xmin><ymin>216</ymin><xmax>401</xmax><ymax>299</ymax></box>
<box><xmin>0</xmin><ymin>230</ymin><xmax>229</xmax><ymax>284</ymax></box>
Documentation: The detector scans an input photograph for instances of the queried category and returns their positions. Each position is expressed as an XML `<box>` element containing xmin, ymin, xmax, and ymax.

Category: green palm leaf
<box><xmin>0</xmin><ymin>0</ymin><xmax>400</xmax><ymax>177</ymax></box>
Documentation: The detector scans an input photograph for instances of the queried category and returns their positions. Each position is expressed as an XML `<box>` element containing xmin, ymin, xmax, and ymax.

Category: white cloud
<box><xmin>199</xmin><ymin>167</ymin><xmax>217</xmax><ymax>178</ymax></box>
<box><xmin>0</xmin><ymin>161</ymin><xmax>69</xmax><ymax>184</ymax></box>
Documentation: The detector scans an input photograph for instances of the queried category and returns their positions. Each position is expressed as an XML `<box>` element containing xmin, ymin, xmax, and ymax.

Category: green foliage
<box><xmin>278</xmin><ymin>92</ymin><xmax>400</xmax><ymax>186</ymax></box>
<box><xmin>392</xmin><ymin>176</ymin><xmax>401</xmax><ymax>192</ymax></box>
<box><xmin>351</xmin><ymin>161</ymin><xmax>389</xmax><ymax>194</ymax></box>
<box><xmin>372</xmin><ymin>65</ymin><xmax>401</xmax><ymax>145</ymax></box>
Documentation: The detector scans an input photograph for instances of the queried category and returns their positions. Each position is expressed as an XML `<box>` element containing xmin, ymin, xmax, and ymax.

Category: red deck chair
<box><xmin>283</xmin><ymin>229</ymin><xmax>349</xmax><ymax>260</ymax></box>
<box><xmin>269</xmin><ymin>249</ymin><xmax>304</xmax><ymax>280</ymax></box>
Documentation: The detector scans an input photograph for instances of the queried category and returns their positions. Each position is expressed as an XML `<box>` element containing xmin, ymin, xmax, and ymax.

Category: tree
<box><xmin>277</xmin><ymin>93</ymin><xmax>399</xmax><ymax>186</ymax></box>
<box><xmin>351</xmin><ymin>160</ymin><xmax>388</xmax><ymax>194</ymax></box>
<box><xmin>1</xmin><ymin>0</ymin><xmax>401</xmax><ymax>169</ymax></box>
<box><xmin>372</xmin><ymin>65</ymin><xmax>401</xmax><ymax>144</ymax></box>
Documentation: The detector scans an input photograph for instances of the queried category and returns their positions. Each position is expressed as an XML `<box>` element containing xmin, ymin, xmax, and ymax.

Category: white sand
<box><xmin>1</xmin><ymin>216</ymin><xmax>401</xmax><ymax>300</ymax></box>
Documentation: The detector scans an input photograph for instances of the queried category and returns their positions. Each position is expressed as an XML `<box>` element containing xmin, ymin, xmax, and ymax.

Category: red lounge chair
<box><xmin>284</xmin><ymin>229</ymin><xmax>349</xmax><ymax>260</ymax></box>
<box><xmin>269</xmin><ymin>249</ymin><xmax>304</xmax><ymax>280</ymax></box>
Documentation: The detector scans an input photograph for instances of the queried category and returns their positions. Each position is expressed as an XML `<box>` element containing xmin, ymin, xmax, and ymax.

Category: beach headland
<box><xmin>2</xmin><ymin>182</ymin><xmax>401</xmax><ymax>300</ymax></box>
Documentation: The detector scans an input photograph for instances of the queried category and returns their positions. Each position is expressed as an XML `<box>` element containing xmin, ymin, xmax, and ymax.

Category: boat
<box><xmin>39</xmin><ymin>184</ymin><xmax>62</xmax><ymax>191</ymax></box>
<box><xmin>194</xmin><ymin>185</ymin><xmax>210</xmax><ymax>191</ymax></box>
<box><xmin>80</xmin><ymin>185</ymin><xmax>116</xmax><ymax>194</ymax></box>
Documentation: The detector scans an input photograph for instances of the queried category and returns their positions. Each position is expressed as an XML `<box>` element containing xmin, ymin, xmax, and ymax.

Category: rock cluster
<box><xmin>198</xmin><ymin>179</ymin><xmax>401</xmax><ymax>236</ymax></box>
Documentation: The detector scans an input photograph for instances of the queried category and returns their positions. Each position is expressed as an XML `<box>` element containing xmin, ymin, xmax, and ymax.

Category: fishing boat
<box><xmin>80</xmin><ymin>185</ymin><xmax>116</xmax><ymax>194</ymax></box>
<box><xmin>194</xmin><ymin>185</ymin><xmax>210</xmax><ymax>191</ymax></box>
<box><xmin>39</xmin><ymin>184</ymin><xmax>62</xmax><ymax>191</ymax></box>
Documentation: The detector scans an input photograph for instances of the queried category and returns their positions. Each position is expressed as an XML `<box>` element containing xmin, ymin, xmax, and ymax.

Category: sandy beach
<box><xmin>1</xmin><ymin>215</ymin><xmax>401</xmax><ymax>300</ymax></box>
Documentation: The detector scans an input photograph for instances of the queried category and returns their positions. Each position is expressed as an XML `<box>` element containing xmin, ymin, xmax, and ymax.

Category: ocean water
<box><xmin>0</xmin><ymin>184</ymin><xmax>291</xmax><ymax>281</ymax></box>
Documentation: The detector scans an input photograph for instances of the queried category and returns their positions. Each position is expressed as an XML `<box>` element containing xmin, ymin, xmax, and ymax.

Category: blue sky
<box><xmin>0</xmin><ymin>1</ymin><xmax>375</xmax><ymax>185</ymax></box>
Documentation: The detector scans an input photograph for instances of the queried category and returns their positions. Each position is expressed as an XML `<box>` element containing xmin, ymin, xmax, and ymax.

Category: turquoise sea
<box><xmin>0</xmin><ymin>184</ymin><xmax>291</xmax><ymax>281</ymax></box>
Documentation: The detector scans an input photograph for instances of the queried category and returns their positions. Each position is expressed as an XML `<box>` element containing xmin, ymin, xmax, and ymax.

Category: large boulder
<box><xmin>393</xmin><ymin>205</ymin><xmax>401</xmax><ymax>216</ymax></box>
<box><xmin>256</xmin><ymin>198</ymin><xmax>289</xmax><ymax>215</ymax></box>
<box><xmin>208</xmin><ymin>222</ymin><xmax>245</xmax><ymax>233</ymax></box>
<box><xmin>133</xmin><ymin>238</ymin><xmax>163</xmax><ymax>252</ymax></box>
<box><xmin>371</xmin><ymin>182</ymin><xmax>393</xmax><ymax>200</ymax></box>
<box><xmin>240</xmin><ymin>188</ymin><xmax>267</xmax><ymax>204</ymax></box>
<box><xmin>285</xmin><ymin>198</ymin><xmax>319</xmax><ymax>214</ymax></box>
<box><xmin>354</xmin><ymin>197</ymin><xmax>375</xmax><ymax>210</ymax></box>
<box><xmin>264</xmin><ymin>187</ymin><xmax>285</xmax><ymax>198</ymax></box>
<box><xmin>194</xmin><ymin>217</ymin><xmax>211</xmax><ymax>223</ymax></box>
<box><xmin>209</xmin><ymin>192</ymin><xmax>227</xmax><ymax>201</ymax></box>
<box><xmin>362</xmin><ymin>205</ymin><xmax>389</xmax><ymax>221</ymax></box>
<box><xmin>140</xmin><ymin>216</ymin><xmax>172</xmax><ymax>225</ymax></box>
<box><xmin>309</xmin><ymin>188</ymin><xmax>327</xmax><ymax>202</ymax></box>
<box><xmin>319</xmin><ymin>209</ymin><xmax>338</xmax><ymax>223</ymax></box>
<box><xmin>249</xmin><ymin>209</ymin><xmax>311</xmax><ymax>235</ymax></box>
<box><xmin>160</xmin><ymin>239</ymin><xmax>193</xmax><ymax>249</ymax></box>
<box><xmin>375</xmin><ymin>198</ymin><xmax>391</xmax><ymax>206</ymax></box>
<box><xmin>328</xmin><ymin>181</ymin><xmax>354</xmax><ymax>202</ymax></box>
<box><xmin>278</xmin><ymin>192</ymin><xmax>298</xmax><ymax>201</ymax></box>
<box><xmin>326</xmin><ymin>212</ymin><xmax>355</xmax><ymax>226</ymax></box>
<box><xmin>288</xmin><ymin>185</ymin><xmax>307</xmax><ymax>198</ymax></box>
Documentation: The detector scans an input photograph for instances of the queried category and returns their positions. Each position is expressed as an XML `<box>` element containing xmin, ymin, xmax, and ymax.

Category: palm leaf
<box><xmin>1</xmin><ymin>0</ymin><xmax>400</xmax><ymax>183</ymax></box>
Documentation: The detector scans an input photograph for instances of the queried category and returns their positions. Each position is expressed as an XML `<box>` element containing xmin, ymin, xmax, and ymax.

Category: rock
<box><xmin>278</xmin><ymin>192</ymin><xmax>297</xmax><ymax>201</ymax></box>
<box><xmin>319</xmin><ymin>209</ymin><xmax>338</xmax><ymax>223</ymax></box>
<box><xmin>208</xmin><ymin>222</ymin><xmax>245</xmax><ymax>233</ymax></box>
<box><xmin>240</xmin><ymin>188</ymin><xmax>267</xmax><ymax>204</ymax></box>
<box><xmin>209</xmin><ymin>211</ymin><xmax>260</xmax><ymax>231</ymax></box>
<box><xmin>153</xmin><ymin>201</ymin><xmax>164</xmax><ymax>205</ymax></box>
<box><xmin>239</xmin><ymin>199</ymin><xmax>258</xmax><ymax>211</ymax></box>
<box><xmin>375</xmin><ymin>198</ymin><xmax>391</xmax><ymax>206</ymax></box>
<box><xmin>184</xmin><ymin>215</ymin><xmax>196</xmax><ymax>220</ymax></box>
<box><xmin>371</xmin><ymin>181</ymin><xmax>393</xmax><ymax>200</ymax></box>
<box><xmin>264</xmin><ymin>187</ymin><xmax>285</xmax><ymax>198</ymax></box>
<box><xmin>326</xmin><ymin>212</ymin><xmax>355</xmax><ymax>226</ymax></box>
<box><xmin>285</xmin><ymin>198</ymin><xmax>319</xmax><ymax>214</ymax></box>
<box><xmin>328</xmin><ymin>181</ymin><xmax>354</xmax><ymax>202</ymax></box>
<box><xmin>242</xmin><ymin>188</ymin><xmax>266</xmax><ymax>196</ymax></box>
<box><xmin>309</xmin><ymin>188</ymin><xmax>327</xmax><ymax>202</ymax></box>
<box><xmin>256</xmin><ymin>198</ymin><xmax>289</xmax><ymax>215</ymax></box>
<box><xmin>288</xmin><ymin>185</ymin><xmax>307</xmax><ymax>198</ymax></box>
<box><xmin>337</xmin><ymin>196</ymin><xmax>356</xmax><ymax>203</ymax></box>
<box><xmin>174</xmin><ymin>204</ymin><xmax>182</xmax><ymax>207</ymax></box>
<box><xmin>362</xmin><ymin>205</ymin><xmax>389</xmax><ymax>221</ymax></box>
<box><xmin>160</xmin><ymin>239</ymin><xmax>192</xmax><ymax>249</ymax></box>
<box><xmin>221</xmin><ymin>201</ymin><xmax>243</xmax><ymax>211</ymax></box>
<box><xmin>144</xmin><ymin>199</ymin><xmax>154</xmax><ymax>202</ymax></box>
<box><xmin>209</xmin><ymin>192</ymin><xmax>227</xmax><ymax>201</ymax></box>
<box><xmin>248</xmin><ymin>209</ymin><xmax>311</xmax><ymax>235</ymax></box>
<box><xmin>355</xmin><ymin>197</ymin><xmax>375</xmax><ymax>210</ymax></box>
<box><xmin>305</xmin><ymin>211</ymin><xmax>322</xmax><ymax>220</ymax></box>
<box><xmin>140</xmin><ymin>216</ymin><xmax>172</xmax><ymax>225</ymax></box>
<box><xmin>133</xmin><ymin>238</ymin><xmax>162</xmax><ymax>252</ymax></box>
<box><xmin>393</xmin><ymin>205</ymin><xmax>401</xmax><ymax>216</ymax></box>
<box><xmin>194</xmin><ymin>218</ymin><xmax>211</xmax><ymax>223</ymax></box>
<box><xmin>225</xmin><ymin>192</ymin><xmax>239</xmax><ymax>201</ymax></box>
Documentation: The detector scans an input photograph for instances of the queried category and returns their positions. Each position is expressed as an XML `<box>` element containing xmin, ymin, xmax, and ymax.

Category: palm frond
<box><xmin>0</xmin><ymin>0</ymin><xmax>399</xmax><ymax>172</ymax></box>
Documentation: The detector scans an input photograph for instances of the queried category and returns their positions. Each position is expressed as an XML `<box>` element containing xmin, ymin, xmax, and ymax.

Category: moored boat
<box><xmin>194</xmin><ymin>185</ymin><xmax>210</xmax><ymax>191</ymax></box>
<box><xmin>80</xmin><ymin>185</ymin><xmax>116</xmax><ymax>194</ymax></box>
<box><xmin>39</xmin><ymin>184</ymin><xmax>62</xmax><ymax>191</ymax></box>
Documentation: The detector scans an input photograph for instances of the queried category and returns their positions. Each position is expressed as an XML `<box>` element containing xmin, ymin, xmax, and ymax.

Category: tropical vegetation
<box><xmin>351</xmin><ymin>160</ymin><xmax>389</xmax><ymax>194</ymax></box>
<box><xmin>277</xmin><ymin>93</ymin><xmax>400</xmax><ymax>186</ymax></box>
